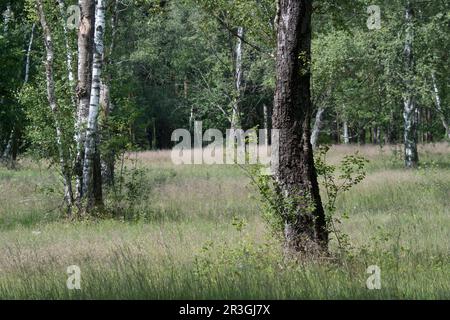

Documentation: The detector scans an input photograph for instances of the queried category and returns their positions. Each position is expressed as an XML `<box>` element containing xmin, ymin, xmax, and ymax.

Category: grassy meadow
<box><xmin>0</xmin><ymin>143</ymin><xmax>449</xmax><ymax>299</ymax></box>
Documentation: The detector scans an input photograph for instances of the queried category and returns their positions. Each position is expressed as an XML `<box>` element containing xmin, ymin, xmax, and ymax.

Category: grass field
<box><xmin>0</xmin><ymin>144</ymin><xmax>449</xmax><ymax>299</ymax></box>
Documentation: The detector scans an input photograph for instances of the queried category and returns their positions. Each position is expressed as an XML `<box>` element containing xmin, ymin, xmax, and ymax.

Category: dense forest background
<box><xmin>1</xmin><ymin>0</ymin><xmax>448</xmax><ymax>155</ymax></box>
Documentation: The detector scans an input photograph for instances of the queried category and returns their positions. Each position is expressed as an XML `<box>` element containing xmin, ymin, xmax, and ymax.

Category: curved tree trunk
<box><xmin>432</xmin><ymin>72</ymin><xmax>450</xmax><ymax>140</ymax></box>
<box><xmin>311</xmin><ymin>106</ymin><xmax>324</xmax><ymax>149</ymax></box>
<box><xmin>36</xmin><ymin>0</ymin><xmax>73</xmax><ymax>212</ymax></box>
<box><xmin>272</xmin><ymin>0</ymin><xmax>327</xmax><ymax>253</ymax></box>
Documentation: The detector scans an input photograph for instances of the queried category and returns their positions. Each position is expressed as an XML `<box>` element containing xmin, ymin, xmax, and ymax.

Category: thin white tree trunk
<box><xmin>263</xmin><ymin>104</ymin><xmax>269</xmax><ymax>144</ymax></box>
<box><xmin>311</xmin><ymin>106</ymin><xmax>324</xmax><ymax>149</ymax></box>
<box><xmin>1</xmin><ymin>131</ymin><xmax>13</xmax><ymax>160</ymax></box>
<box><xmin>24</xmin><ymin>23</ymin><xmax>36</xmax><ymax>84</ymax></box>
<box><xmin>82</xmin><ymin>0</ymin><xmax>105</xmax><ymax>201</ymax></box>
<box><xmin>57</xmin><ymin>0</ymin><xmax>75</xmax><ymax>85</ymax></box>
<box><xmin>36</xmin><ymin>0</ymin><xmax>73</xmax><ymax>210</ymax></box>
<box><xmin>231</xmin><ymin>26</ymin><xmax>244</xmax><ymax>129</ymax></box>
<box><xmin>343</xmin><ymin>121</ymin><xmax>350</xmax><ymax>144</ymax></box>
<box><xmin>2</xmin><ymin>22</ymin><xmax>35</xmax><ymax>164</ymax></box>
<box><xmin>403</xmin><ymin>2</ymin><xmax>418</xmax><ymax>168</ymax></box>
<box><xmin>3</xmin><ymin>3</ymin><xmax>11</xmax><ymax>33</ymax></box>
<box><xmin>432</xmin><ymin>72</ymin><xmax>449</xmax><ymax>140</ymax></box>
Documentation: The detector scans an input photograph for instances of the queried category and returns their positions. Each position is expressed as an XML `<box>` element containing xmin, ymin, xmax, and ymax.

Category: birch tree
<box><xmin>75</xmin><ymin>0</ymin><xmax>95</xmax><ymax>203</ymax></box>
<box><xmin>2</xmin><ymin>3</ymin><xmax>11</xmax><ymax>33</ymax></box>
<box><xmin>56</xmin><ymin>0</ymin><xmax>75</xmax><ymax>87</ymax></box>
<box><xmin>432</xmin><ymin>72</ymin><xmax>449</xmax><ymax>140</ymax></box>
<box><xmin>24</xmin><ymin>23</ymin><xmax>36</xmax><ymax>85</ymax></box>
<box><xmin>36</xmin><ymin>0</ymin><xmax>73</xmax><ymax>211</ymax></box>
<box><xmin>403</xmin><ymin>1</ymin><xmax>419</xmax><ymax>168</ymax></box>
<box><xmin>82</xmin><ymin>0</ymin><xmax>106</xmax><ymax>209</ymax></box>
<box><xmin>272</xmin><ymin>0</ymin><xmax>327</xmax><ymax>253</ymax></box>
<box><xmin>311</xmin><ymin>106</ymin><xmax>324</xmax><ymax>149</ymax></box>
<box><xmin>231</xmin><ymin>26</ymin><xmax>244</xmax><ymax>129</ymax></box>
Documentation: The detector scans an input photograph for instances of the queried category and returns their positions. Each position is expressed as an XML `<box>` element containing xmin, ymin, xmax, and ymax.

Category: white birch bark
<box><xmin>343</xmin><ymin>121</ymin><xmax>350</xmax><ymax>144</ymax></box>
<box><xmin>263</xmin><ymin>104</ymin><xmax>269</xmax><ymax>144</ymax></box>
<box><xmin>57</xmin><ymin>0</ymin><xmax>75</xmax><ymax>85</ymax></box>
<box><xmin>432</xmin><ymin>72</ymin><xmax>450</xmax><ymax>140</ymax></box>
<box><xmin>36</xmin><ymin>0</ymin><xmax>73</xmax><ymax>210</ymax></box>
<box><xmin>82</xmin><ymin>0</ymin><xmax>105</xmax><ymax>198</ymax></box>
<box><xmin>75</xmin><ymin>0</ymin><xmax>94</xmax><ymax>201</ymax></box>
<box><xmin>231</xmin><ymin>26</ymin><xmax>244</xmax><ymax>129</ymax></box>
<box><xmin>24</xmin><ymin>23</ymin><xmax>36</xmax><ymax>84</ymax></box>
<box><xmin>2</xmin><ymin>4</ymin><xmax>11</xmax><ymax>33</ymax></box>
<box><xmin>1</xmin><ymin>131</ymin><xmax>13</xmax><ymax>160</ymax></box>
<box><xmin>311</xmin><ymin>106</ymin><xmax>324</xmax><ymax>149</ymax></box>
<box><xmin>403</xmin><ymin>2</ymin><xmax>418</xmax><ymax>168</ymax></box>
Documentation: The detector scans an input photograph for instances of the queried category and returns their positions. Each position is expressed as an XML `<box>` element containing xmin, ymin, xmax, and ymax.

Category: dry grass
<box><xmin>0</xmin><ymin>143</ymin><xmax>449</xmax><ymax>299</ymax></box>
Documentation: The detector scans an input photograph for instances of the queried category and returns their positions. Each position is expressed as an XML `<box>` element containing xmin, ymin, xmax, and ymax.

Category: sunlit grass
<box><xmin>0</xmin><ymin>143</ymin><xmax>449</xmax><ymax>299</ymax></box>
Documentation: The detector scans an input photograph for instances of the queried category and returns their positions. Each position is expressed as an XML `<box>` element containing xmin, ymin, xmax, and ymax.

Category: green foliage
<box><xmin>315</xmin><ymin>145</ymin><xmax>369</xmax><ymax>251</ymax></box>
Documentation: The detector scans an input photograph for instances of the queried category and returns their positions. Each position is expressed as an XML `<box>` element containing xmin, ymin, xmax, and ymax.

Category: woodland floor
<box><xmin>0</xmin><ymin>144</ymin><xmax>449</xmax><ymax>299</ymax></box>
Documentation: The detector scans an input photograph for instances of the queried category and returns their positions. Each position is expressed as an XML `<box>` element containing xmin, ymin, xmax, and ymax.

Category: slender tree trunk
<box><xmin>57</xmin><ymin>0</ymin><xmax>75</xmax><ymax>85</ymax></box>
<box><xmin>75</xmin><ymin>0</ymin><xmax>95</xmax><ymax>203</ymax></box>
<box><xmin>231</xmin><ymin>26</ymin><xmax>244</xmax><ymax>129</ymax></box>
<box><xmin>2</xmin><ymin>22</ymin><xmax>35</xmax><ymax>166</ymax></box>
<box><xmin>24</xmin><ymin>23</ymin><xmax>35</xmax><ymax>84</ymax></box>
<box><xmin>403</xmin><ymin>2</ymin><xmax>418</xmax><ymax>168</ymax></box>
<box><xmin>432</xmin><ymin>72</ymin><xmax>450</xmax><ymax>140</ymax></box>
<box><xmin>358</xmin><ymin>127</ymin><xmax>366</xmax><ymax>145</ymax></box>
<box><xmin>311</xmin><ymin>106</ymin><xmax>324</xmax><ymax>149</ymax></box>
<box><xmin>263</xmin><ymin>104</ymin><xmax>270</xmax><ymax>144</ymax></box>
<box><xmin>343</xmin><ymin>121</ymin><xmax>350</xmax><ymax>144</ymax></box>
<box><xmin>36</xmin><ymin>0</ymin><xmax>73</xmax><ymax>212</ymax></box>
<box><xmin>1</xmin><ymin>131</ymin><xmax>13</xmax><ymax>161</ymax></box>
<box><xmin>272</xmin><ymin>0</ymin><xmax>327</xmax><ymax>253</ymax></box>
<box><xmin>3</xmin><ymin>3</ymin><xmax>11</xmax><ymax>33</ymax></box>
<box><xmin>99</xmin><ymin>80</ymin><xmax>114</xmax><ymax>185</ymax></box>
<box><xmin>425</xmin><ymin>108</ymin><xmax>432</xmax><ymax>142</ymax></box>
<box><xmin>82</xmin><ymin>0</ymin><xmax>105</xmax><ymax>209</ymax></box>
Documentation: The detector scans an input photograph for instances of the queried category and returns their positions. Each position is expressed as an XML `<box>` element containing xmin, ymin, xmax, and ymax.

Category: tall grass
<box><xmin>0</xmin><ymin>144</ymin><xmax>449</xmax><ymax>299</ymax></box>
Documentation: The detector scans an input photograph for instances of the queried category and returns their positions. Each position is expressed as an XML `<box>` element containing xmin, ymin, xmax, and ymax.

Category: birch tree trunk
<box><xmin>2</xmin><ymin>3</ymin><xmax>11</xmax><ymax>33</ymax></box>
<box><xmin>432</xmin><ymin>72</ymin><xmax>450</xmax><ymax>140</ymax></box>
<box><xmin>231</xmin><ymin>26</ymin><xmax>244</xmax><ymax>129</ymax></box>
<box><xmin>57</xmin><ymin>0</ymin><xmax>75</xmax><ymax>86</ymax></box>
<box><xmin>36</xmin><ymin>0</ymin><xmax>73</xmax><ymax>211</ymax></box>
<box><xmin>99</xmin><ymin>80</ymin><xmax>114</xmax><ymax>185</ymax></box>
<box><xmin>24</xmin><ymin>23</ymin><xmax>35</xmax><ymax>84</ymax></box>
<box><xmin>75</xmin><ymin>0</ymin><xmax>95</xmax><ymax>203</ymax></box>
<box><xmin>263</xmin><ymin>104</ymin><xmax>269</xmax><ymax>144</ymax></box>
<box><xmin>311</xmin><ymin>106</ymin><xmax>324</xmax><ymax>149</ymax></box>
<box><xmin>343</xmin><ymin>121</ymin><xmax>350</xmax><ymax>144</ymax></box>
<box><xmin>82</xmin><ymin>0</ymin><xmax>105</xmax><ymax>209</ymax></box>
<box><xmin>272</xmin><ymin>0</ymin><xmax>327</xmax><ymax>253</ymax></box>
<box><xmin>1</xmin><ymin>131</ymin><xmax>13</xmax><ymax>161</ymax></box>
<box><xmin>403</xmin><ymin>2</ymin><xmax>418</xmax><ymax>168</ymax></box>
